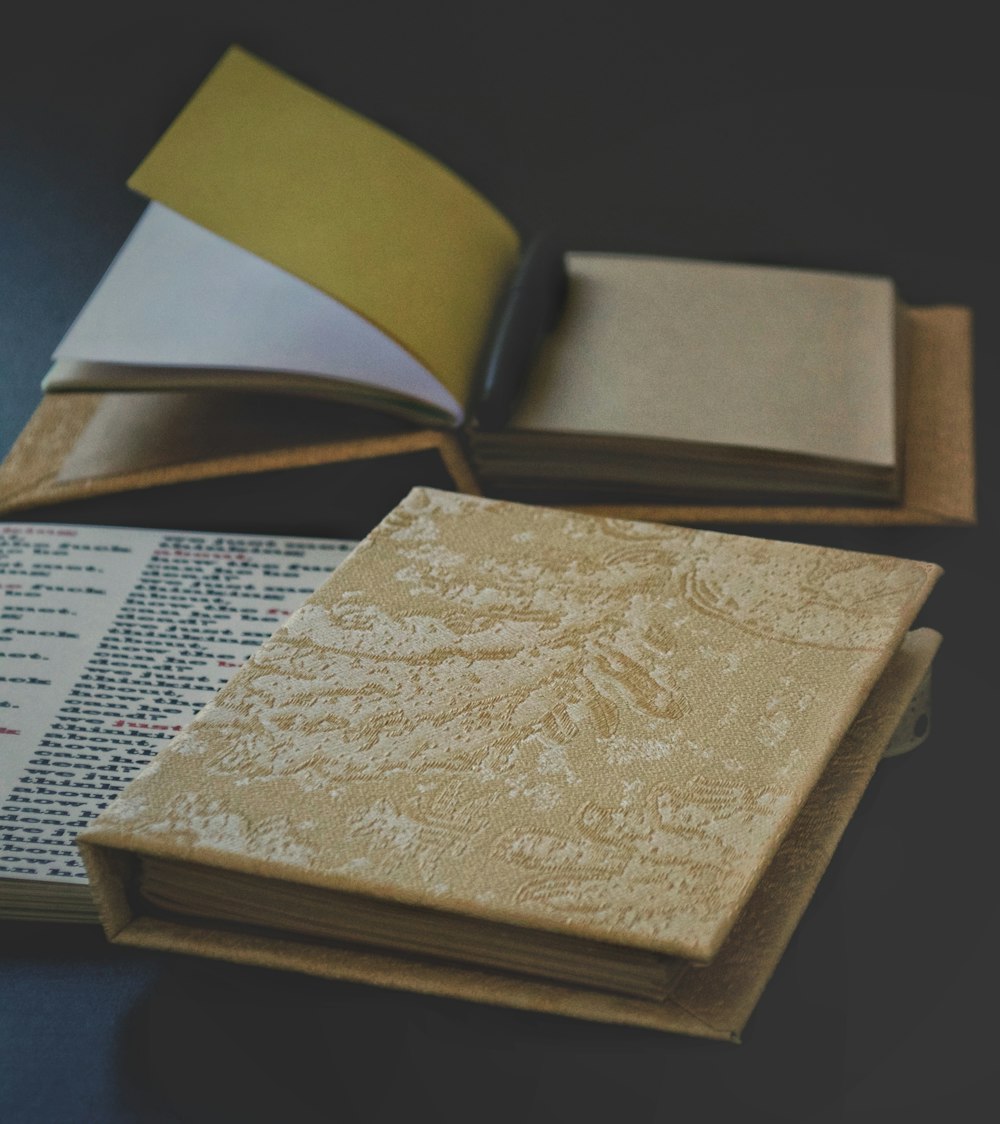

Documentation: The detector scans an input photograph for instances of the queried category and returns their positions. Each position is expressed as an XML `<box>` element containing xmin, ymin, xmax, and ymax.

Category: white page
<box><xmin>514</xmin><ymin>254</ymin><xmax>897</xmax><ymax>466</ymax></box>
<box><xmin>51</xmin><ymin>203</ymin><xmax>462</xmax><ymax>421</ymax></box>
<box><xmin>0</xmin><ymin>524</ymin><xmax>354</xmax><ymax>888</ymax></box>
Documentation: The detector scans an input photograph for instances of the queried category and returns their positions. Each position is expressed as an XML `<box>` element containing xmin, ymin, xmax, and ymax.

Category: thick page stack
<box><xmin>472</xmin><ymin>252</ymin><xmax>903</xmax><ymax>502</ymax></box>
<box><xmin>79</xmin><ymin>489</ymin><xmax>942</xmax><ymax>1039</ymax></box>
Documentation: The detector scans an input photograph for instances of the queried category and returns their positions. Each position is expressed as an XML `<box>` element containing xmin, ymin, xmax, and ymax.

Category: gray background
<box><xmin>1</xmin><ymin>4</ymin><xmax>996</xmax><ymax>1121</ymax></box>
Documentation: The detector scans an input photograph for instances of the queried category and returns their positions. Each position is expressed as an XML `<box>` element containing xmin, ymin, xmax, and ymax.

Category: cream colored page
<box><xmin>51</xmin><ymin>205</ymin><xmax>461</xmax><ymax>422</ymax></box>
<box><xmin>0</xmin><ymin>526</ymin><xmax>150</xmax><ymax>797</ymax></box>
<box><xmin>128</xmin><ymin>47</ymin><xmax>520</xmax><ymax>405</ymax></box>
<box><xmin>513</xmin><ymin>254</ymin><xmax>897</xmax><ymax>466</ymax></box>
<box><xmin>0</xmin><ymin>525</ymin><xmax>354</xmax><ymax>885</ymax></box>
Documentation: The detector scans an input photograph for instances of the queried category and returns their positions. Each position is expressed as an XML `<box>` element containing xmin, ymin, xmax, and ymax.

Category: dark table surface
<box><xmin>2</xmin><ymin>5</ymin><xmax>997</xmax><ymax>1122</ymax></box>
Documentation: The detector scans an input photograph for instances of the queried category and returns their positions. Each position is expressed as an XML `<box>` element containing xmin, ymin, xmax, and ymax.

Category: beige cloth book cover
<box><xmin>79</xmin><ymin>489</ymin><xmax>941</xmax><ymax>1039</ymax></box>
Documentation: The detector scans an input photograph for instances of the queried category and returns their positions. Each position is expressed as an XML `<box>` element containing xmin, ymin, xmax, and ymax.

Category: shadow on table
<box><xmin>112</xmin><ymin>940</ymin><xmax>850</xmax><ymax>1124</ymax></box>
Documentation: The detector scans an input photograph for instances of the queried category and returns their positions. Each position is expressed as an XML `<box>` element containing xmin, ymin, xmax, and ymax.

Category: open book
<box><xmin>78</xmin><ymin>489</ymin><xmax>942</xmax><ymax>1040</ymax></box>
<box><xmin>35</xmin><ymin>46</ymin><xmax>971</xmax><ymax>511</ymax></box>
<box><xmin>0</xmin><ymin>521</ymin><xmax>354</xmax><ymax>921</ymax></box>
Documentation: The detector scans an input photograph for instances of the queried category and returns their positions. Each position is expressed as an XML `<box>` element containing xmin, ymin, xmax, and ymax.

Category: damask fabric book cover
<box><xmin>79</xmin><ymin>489</ymin><xmax>942</xmax><ymax>1040</ymax></box>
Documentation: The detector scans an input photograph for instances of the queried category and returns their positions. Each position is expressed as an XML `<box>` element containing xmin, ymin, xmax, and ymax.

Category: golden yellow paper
<box><xmin>128</xmin><ymin>47</ymin><xmax>520</xmax><ymax>405</ymax></box>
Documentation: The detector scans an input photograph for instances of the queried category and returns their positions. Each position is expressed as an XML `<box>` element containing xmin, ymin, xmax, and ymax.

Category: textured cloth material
<box><xmin>80</xmin><ymin>489</ymin><xmax>941</xmax><ymax>1037</ymax></box>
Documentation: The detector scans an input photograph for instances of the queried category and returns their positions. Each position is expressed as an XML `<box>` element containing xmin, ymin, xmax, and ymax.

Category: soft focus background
<box><xmin>1</xmin><ymin>4</ymin><xmax>996</xmax><ymax>1121</ymax></box>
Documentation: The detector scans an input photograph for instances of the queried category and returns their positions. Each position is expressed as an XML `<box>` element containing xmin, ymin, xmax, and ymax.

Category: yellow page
<box><xmin>128</xmin><ymin>47</ymin><xmax>520</xmax><ymax>409</ymax></box>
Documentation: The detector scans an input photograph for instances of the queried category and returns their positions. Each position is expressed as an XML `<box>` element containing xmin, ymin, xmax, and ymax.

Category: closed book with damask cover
<box><xmin>79</xmin><ymin>489</ymin><xmax>942</xmax><ymax>1040</ymax></box>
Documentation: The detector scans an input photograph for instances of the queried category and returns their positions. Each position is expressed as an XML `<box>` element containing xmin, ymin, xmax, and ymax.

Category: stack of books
<box><xmin>0</xmin><ymin>46</ymin><xmax>957</xmax><ymax>1043</ymax></box>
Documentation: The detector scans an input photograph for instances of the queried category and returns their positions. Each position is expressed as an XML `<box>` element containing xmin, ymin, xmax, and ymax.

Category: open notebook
<box><xmin>33</xmin><ymin>46</ymin><xmax>971</xmax><ymax>511</ymax></box>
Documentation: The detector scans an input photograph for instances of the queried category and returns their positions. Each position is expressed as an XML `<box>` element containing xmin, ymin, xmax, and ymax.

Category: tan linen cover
<box><xmin>80</xmin><ymin>629</ymin><xmax>939</xmax><ymax>1042</ymax></box>
<box><xmin>79</xmin><ymin>490</ymin><xmax>941</xmax><ymax>1038</ymax></box>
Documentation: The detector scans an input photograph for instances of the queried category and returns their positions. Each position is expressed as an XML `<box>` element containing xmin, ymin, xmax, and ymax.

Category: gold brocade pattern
<box><xmin>88</xmin><ymin>489</ymin><xmax>939</xmax><ymax>961</ymax></box>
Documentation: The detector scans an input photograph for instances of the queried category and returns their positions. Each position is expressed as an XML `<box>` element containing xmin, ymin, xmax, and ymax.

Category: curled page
<box><xmin>127</xmin><ymin>46</ymin><xmax>521</xmax><ymax>407</ymax></box>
